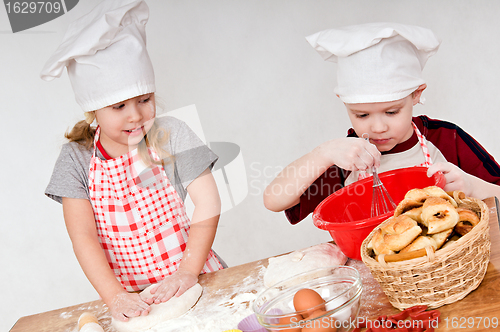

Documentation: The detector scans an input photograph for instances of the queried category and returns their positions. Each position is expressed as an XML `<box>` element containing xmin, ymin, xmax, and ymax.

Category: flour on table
<box><xmin>346</xmin><ymin>259</ymin><xmax>388</xmax><ymax>319</ymax></box>
<box><xmin>112</xmin><ymin>283</ymin><xmax>203</xmax><ymax>332</ymax></box>
<box><xmin>60</xmin><ymin>311</ymin><xmax>73</xmax><ymax>319</ymax></box>
<box><xmin>149</xmin><ymin>265</ymin><xmax>267</xmax><ymax>332</ymax></box>
<box><xmin>264</xmin><ymin>243</ymin><xmax>348</xmax><ymax>287</ymax></box>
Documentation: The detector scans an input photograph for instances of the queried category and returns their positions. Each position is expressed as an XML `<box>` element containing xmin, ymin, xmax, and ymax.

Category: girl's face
<box><xmin>95</xmin><ymin>93</ymin><xmax>156</xmax><ymax>157</ymax></box>
<box><xmin>345</xmin><ymin>87</ymin><xmax>424</xmax><ymax>152</ymax></box>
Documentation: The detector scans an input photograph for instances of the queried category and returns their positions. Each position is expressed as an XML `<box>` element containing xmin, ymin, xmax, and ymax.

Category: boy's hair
<box><xmin>65</xmin><ymin>115</ymin><xmax>173</xmax><ymax>167</ymax></box>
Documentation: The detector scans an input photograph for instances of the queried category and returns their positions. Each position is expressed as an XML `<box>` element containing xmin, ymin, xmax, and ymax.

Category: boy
<box><xmin>264</xmin><ymin>23</ymin><xmax>500</xmax><ymax>224</ymax></box>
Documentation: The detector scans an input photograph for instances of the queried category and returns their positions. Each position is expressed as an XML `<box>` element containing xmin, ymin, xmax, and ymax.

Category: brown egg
<box><xmin>293</xmin><ymin>288</ymin><xmax>326</xmax><ymax>318</ymax></box>
<box><xmin>301</xmin><ymin>310</ymin><xmax>337</xmax><ymax>332</ymax></box>
<box><xmin>277</xmin><ymin>314</ymin><xmax>303</xmax><ymax>332</ymax></box>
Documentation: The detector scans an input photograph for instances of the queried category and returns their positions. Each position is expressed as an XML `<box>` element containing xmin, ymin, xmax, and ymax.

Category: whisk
<box><xmin>370</xmin><ymin>166</ymin><xmax>396</xmax><ymax>217</ymax></box>
<box><xmin>361</xmin><ymin>133</ymin><xmax>397</xmax><ymax>217</ymax></box>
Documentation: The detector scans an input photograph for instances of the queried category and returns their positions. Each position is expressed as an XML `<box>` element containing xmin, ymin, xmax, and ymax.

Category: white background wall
<box><xmin>2</xmin><ymin>0</ymin><xmax>500</xmax><ymax>330</ymax></box>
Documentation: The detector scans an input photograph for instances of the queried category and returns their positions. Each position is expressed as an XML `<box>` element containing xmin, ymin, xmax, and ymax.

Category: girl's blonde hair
<box><xmin>65</xmin><ymin>106</ymin><xmax>173</xmax><ymax>166</ymax></box>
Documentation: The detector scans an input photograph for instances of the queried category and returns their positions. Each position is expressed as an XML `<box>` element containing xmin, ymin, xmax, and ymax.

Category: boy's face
<box><xmin>345</xmin><ymin>91</ymin><xmax>421</xmax><ymax>152</ymax></box>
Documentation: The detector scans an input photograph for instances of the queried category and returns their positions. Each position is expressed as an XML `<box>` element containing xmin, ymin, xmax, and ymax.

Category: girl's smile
<box><xmin>124</xmin><ymin>126</ymin><xmax>146</xmax><ymax>136</ymax></box>
<box><xmin>95</xmin><ymin>93</ymin><xmax>156</xmax><ymax>158</ymax></box>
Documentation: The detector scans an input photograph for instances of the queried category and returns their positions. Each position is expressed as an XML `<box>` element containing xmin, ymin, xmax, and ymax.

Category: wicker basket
<box><xmin>360</xmin><ymin>196</ymin><xmax>491</xmax><ymax>310</ymax></box>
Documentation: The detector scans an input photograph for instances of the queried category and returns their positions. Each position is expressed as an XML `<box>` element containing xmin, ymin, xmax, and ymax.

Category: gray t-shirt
<box><xmin>45</xmin><ymin>116</ymin><xmax>218</xmax><ymax>203</ymax></box>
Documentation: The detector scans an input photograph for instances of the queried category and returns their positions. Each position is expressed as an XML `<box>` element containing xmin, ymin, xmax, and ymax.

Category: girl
<box><xmin>264</xmin><ymin>23</ymin><xmax>500</xmax><ymax>224</ymax></box>
<box><xmin>41</xmin><ymin>0</ymin><xmax>223</xmax><ymax>321</ymax></box>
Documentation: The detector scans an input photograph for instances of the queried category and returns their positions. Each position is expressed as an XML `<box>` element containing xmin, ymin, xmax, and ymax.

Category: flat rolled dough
<box><xmin>112</xmin><ymin>283</ymin><xmax>203</xmax><ymax>332</ymax></box>
<box><xmin>264</xmin><ymin>243</ymin><xmax>348</xmax><ymax>287</ymax></box>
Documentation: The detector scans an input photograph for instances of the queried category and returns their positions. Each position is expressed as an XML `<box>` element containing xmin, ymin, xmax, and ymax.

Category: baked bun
<box><xmin>421</xmin><ymin>197</ymin><xmax>459</xmax><ymax>234</ymax></box>
<box><xmin>369</xmin><ymin>187</ymin><xmax>480</xmax><ymax>262</ymax></box>
<box><xmin>404</xmin><ymin>188</ymin><xmax>430</xmax><ymax>203</ymax></box>
<box><xmin>422</xmin><ymin>186</ymin><xmax>458</xmax><ymax>207</ymax></box>
<box><xmin>399</xmin><ymin>235</ymin><xmax>433</xmax><ymax>253</ymax></box>
<box><xmin>395</xmin><ymin>186</ymin><xmax>457</xmax><ymax>218</ymax></box>
<box><xmin>400</xmin><ymin>228</ymin><xmax>453</xmax><ymax>253</ymax></box>
<box><xmin>441</xmin><ymin>234</ymin><xmax>461</xmax><ymax>249</ymax></box>
<box><xmin>394</xmin><ymin>199</ymin><xmax>424</xmax><ymax>218</ymax></box>
<box><xmin>368</xmin><ymin>229</ymin><xmax>396</xmax><ymax>256</ymax></box>
<box><xmin>402</xmin><ymin>206</ymin><xmax>424</xmax><ymax>224</ymax></box>
<box><xmin>454</xmin><ymin>208</ymin><xmax>480</xmax><ymax>236</ymax></box>
<box><xmin>431</xmin><ymin>228</ymin><xmax>454</xmax><ymax>248</ymax></box>
<box><xmin>368</xmin><ymin>215</ymin><xmax>422</xmax><ymax>255</ymax></box>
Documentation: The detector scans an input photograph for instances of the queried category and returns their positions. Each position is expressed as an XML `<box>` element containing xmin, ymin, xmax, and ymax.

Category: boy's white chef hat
<box><xmin>40</xmin><ymin>0</ymin><xmax>155</xmax><ymax>112</ymax></box>
<box><xmin>306</xmin><ymin>22</ymin><xmax>441</xmax><ymax>104</ymax></box>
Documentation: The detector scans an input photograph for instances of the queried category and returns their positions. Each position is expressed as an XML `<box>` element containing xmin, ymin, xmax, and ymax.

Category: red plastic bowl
<box><xmin>312</xmin><ymin>167</ymin><xmax>445</xmax><ymax>260</ymax></box>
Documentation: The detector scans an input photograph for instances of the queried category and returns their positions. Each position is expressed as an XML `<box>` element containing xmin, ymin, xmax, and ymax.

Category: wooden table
<box><xmin>11</xmin><ymin>197</ymin><xmax>500</xmax><ymax>332</ymax></box>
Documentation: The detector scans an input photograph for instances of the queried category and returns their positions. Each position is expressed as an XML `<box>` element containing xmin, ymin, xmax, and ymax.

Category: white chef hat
<box><xmin>306</xmin><ymin>22</ymin><xmax>441</xmax><ymax>104</ymax></box>
<box><xmin>40</xmin><ymin>0</ymin><xmax>155</xmax><ymax>112</ymax></box>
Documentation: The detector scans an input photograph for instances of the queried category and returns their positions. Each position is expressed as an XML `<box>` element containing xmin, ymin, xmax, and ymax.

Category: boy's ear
<box><xmin>412</xmin><ymin>84</ymin><xmax>427</xmax><ymax>105</ymax></box>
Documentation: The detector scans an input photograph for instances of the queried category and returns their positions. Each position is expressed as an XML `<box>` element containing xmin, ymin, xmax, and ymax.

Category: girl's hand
<box><xmin>109</xmin><ymin>291</ymin><xmax>151</xmax><ymax>322</ymax></box>
<box><xmin>143</xmin><ymin>269</ymin><xmax>198</xmax><ymax>305</ymax></box>
<box><xmin>316</xmin><ymin>137</ymin><xmax>381</xmax><ymax>171</ymax></box>
<box><xmin>427</xmin><ymin>162</ymin><xmax>473</xmax><ymax>196</ymax></box>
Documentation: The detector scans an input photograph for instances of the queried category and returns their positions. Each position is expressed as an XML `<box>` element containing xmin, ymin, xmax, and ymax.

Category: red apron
<box><xmin>88</xmin><ymin>127</ymin><xmax>223</xmax><ymax>291</ymax></box>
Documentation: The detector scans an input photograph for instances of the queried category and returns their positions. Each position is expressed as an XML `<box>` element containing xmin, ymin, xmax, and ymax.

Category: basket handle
<box><xmin>376</xmin><ymin>246</ymin><xmax>435</xmax><ymax>266</ymax></box>
<box><xmin>447</xmin><ymin>190</ymin><xmax>466</xmax><ymax>204</ymax></box>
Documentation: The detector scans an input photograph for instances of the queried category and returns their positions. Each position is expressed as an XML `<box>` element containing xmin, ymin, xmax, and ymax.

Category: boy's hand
<box><xmin>319</xmin><ymin>137</ymin><xmax>380</xmax><ymax>171</ymax></box>
<box><xmin>427</xmin><ymin>162</ymin><xmax>473</xmax><ymax>196</ymax></box>
<box><xmin>142</xmin><ymin>270</ymin><xmax>198</xmax><ymax>305</ymax></box>
<box><xmin>109</xmin><ymin>291</ymin><xmax>151</xmax><ymax>322</ymax></box>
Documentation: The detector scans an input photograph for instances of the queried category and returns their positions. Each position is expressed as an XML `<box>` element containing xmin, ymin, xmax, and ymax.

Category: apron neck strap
<box><xmin>411</xmin><ymin>122</ymin><xmax>433</xmax><ymax>167</ymax></box>
<box><xmin>91</xmin><ymin>125</ymin><xmax>165</xmax><ymax>168</ymax></box>
<box><xmin>92</xmin><ymin>126</ymin><xmax>101</xmax><ymax>158</ymax></box>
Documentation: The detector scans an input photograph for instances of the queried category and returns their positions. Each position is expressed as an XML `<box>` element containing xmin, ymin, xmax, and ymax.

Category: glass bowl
<box><xmin>252</xmin><ymin>266</ymin><xmax>362</xmax><ymax>331</ymax></box>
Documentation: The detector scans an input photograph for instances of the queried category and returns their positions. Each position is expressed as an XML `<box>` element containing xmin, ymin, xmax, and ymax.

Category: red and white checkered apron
<box><xmin>88</xmin><ymin>127</ymin><xmax>223</xmax><ymax>291</ymax></box>
<box><xmin>358</xmin><ymin>122</ymin><xmax>433</xmax><ymax>180</ymax></box>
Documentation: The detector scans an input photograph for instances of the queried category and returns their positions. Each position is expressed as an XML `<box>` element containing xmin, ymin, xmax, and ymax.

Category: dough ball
<box><xmin>112</xmin><ymin>283</ymin><xmax>203</xmax><ymax>332</ymax></box>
